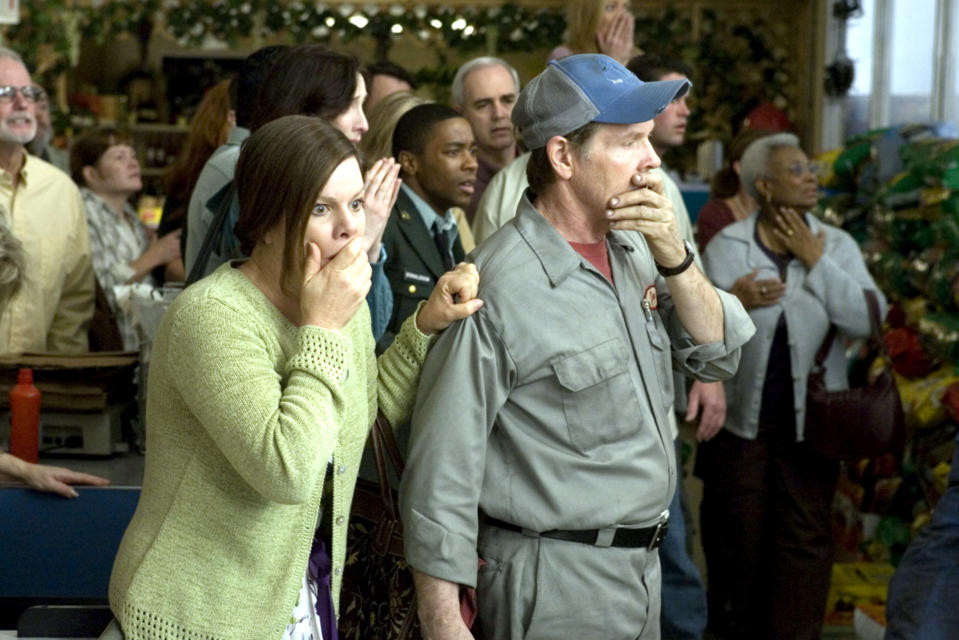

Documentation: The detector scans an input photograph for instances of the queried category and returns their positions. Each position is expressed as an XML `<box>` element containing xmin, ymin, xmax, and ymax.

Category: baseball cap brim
<box><xmin>594</xmin><ymin>77</ymin><xmax>691</xmax><ymax>125</ymax></box>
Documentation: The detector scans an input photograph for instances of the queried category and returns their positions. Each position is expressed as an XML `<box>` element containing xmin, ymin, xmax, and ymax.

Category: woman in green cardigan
<box><xmin>104</xmin><ymin>115</ymin><xmax>482</xmax><ymax>640</ymax></box>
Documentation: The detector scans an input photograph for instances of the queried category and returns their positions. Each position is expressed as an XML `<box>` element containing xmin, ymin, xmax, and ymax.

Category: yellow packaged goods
<box><xmin>932</xmin><ymin>460</ymin><xmax>952</xmax><ymax>497</ymax></box>
<box><xmin>824</xmin><ymin>563</ymin><xmax>896</xmax><ymax>627</ymax></box>
<box><xmin>895</xmin><ymin>365</ymin><xmax>959</xmax><ymax>430</ymax></box>
<box><xmin>814</xmin><ymin>148</ymin><xmax>842</xmax><ymax>187</ymax></box>
<box><xmin>920</xmin><ymin>185</ymin><xmax>952</xmax><ymax>207</ymax></box>
<box><xmin>901</xmin><ymin>297</ymin><xmax>929</xmax><ymax>327</ymax></box>
<box><xmin>911</xmin><ymin>510</ymin><xmax>932</xmax><ymax>534</ymax></box>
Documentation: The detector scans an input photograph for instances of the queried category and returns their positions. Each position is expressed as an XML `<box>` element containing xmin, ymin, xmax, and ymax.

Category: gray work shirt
<box><xmin>399</xmin><ymin>191</ymin><xmax>755</xmax><ymax>588</ymax></box>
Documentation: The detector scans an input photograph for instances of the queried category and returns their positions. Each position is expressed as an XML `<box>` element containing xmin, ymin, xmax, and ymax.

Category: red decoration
<box><xmin>941</xmin><ymin>381</ymin><xmax>959</xmax><ymax>422</ymax></box>
<box><xmin>884</xmin><ymin>327</ymin><xmax>937</xmax><ymax>378</ymax></box>
<box><xmin>743</xmin><ymin>101</ymin><xmax>792</xmax><ymax>132</ymax></box>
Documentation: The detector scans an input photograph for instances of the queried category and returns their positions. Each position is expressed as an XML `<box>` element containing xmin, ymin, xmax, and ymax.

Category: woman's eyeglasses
<box><xmin>784</xmin><ymin>162</ymin><xmax>821</xmax><ymax>178</ymax></box>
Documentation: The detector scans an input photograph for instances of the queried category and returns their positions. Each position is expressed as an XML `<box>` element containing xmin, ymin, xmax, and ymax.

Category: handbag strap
<box><xmin>369</xmin><ymin>411</ymin><xmax>405</xmax><ymax>520</ymax></box>
<box><xmin>813</xmin><ymin>325</ymin><xmax>839</xmax><ymax>368</ymax></box>
<box><xmin>186</xmin><ymin>181</ymin><xmax>237</xmax><ymax>286</ymax></box>
<box><xmin>372</xmin><ymin>410</ymin><xmax>406</xmax><ymax>476</ymax></box>
<box><xmin>813</xmin><ymin>289</ymin><xmax>885</xmax><ymax>368</ymax></box>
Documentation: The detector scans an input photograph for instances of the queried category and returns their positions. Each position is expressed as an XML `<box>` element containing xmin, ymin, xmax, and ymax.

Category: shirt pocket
<box><xmin>552</xmin><ymin>338</ymin><xmax>638</xmax><ymax>452</ymax></box>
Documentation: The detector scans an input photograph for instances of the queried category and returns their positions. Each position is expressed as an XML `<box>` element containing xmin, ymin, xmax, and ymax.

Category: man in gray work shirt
<box><xmin>399</xmin><ymin>54</ymin><xmax>755</xmax><ymax>640</ymax></box>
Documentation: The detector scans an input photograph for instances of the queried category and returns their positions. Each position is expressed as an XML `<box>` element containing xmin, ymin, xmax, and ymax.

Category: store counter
<box><xmin>0</xmin><ymin>454</ymin><xmax>143</xmax><ymax>601</ymax></box>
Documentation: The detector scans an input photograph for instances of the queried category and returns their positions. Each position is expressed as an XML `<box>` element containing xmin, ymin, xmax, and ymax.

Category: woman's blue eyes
<box><xmin>312</xmin><ymin>201</ymin><xmax>364</xmax><ymax>215</ymax></box>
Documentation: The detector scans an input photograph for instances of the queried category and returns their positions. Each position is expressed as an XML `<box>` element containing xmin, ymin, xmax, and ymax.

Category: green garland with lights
<box><xmin>4</xmin><ymin>1</ymin><xmax>797</xmax><ymax>173</ymax></box>
<box><xmin>5</xmin><ymin>1</ymin><xmax>568</xmax><ymax>81</ymax></box>
<box><xmin>7</xmin><ymin>1</ymin><xmax>567</xmax><ymax>59</ymax></box>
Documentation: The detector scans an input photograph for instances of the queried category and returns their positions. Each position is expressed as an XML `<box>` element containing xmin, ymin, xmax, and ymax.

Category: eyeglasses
<box><xmin>783</xmin><ymin>161</ymin><xmax>821</xmax><ymax>178</ymax></box>
<box><xmin>0</xmin><ymin>85</ymin><xmax>41</xmax><ymax>103</ymax></box>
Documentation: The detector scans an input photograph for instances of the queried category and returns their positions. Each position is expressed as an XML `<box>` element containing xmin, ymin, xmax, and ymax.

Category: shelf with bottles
<box><xmin>128</xmin><ymin>123</ymin><xmax>189</xmax><ymax>188</ymax></box>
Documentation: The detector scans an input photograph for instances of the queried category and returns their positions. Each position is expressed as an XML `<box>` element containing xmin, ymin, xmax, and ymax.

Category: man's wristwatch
<box><xmin>655</xmin><ymin>240</ymin><xmax>695</xmax><ymax>277</ymax></box>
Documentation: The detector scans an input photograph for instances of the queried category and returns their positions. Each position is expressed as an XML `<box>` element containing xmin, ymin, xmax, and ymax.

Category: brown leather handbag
<box><xmin>338</xmin><ymin>413</ymin><xmax>477</xmax><ymax>639</ymax></box>
<box><xmin>804</xmin><ymin>290</ymin><xmax>905</xmax><ymax>461</ymax></box>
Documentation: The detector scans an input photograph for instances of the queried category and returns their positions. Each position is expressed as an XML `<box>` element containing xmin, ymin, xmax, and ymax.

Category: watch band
<box><xmin>656</xmin><ymin>240</ymin><xmax>695</xmax><ymax>277</ymax></box>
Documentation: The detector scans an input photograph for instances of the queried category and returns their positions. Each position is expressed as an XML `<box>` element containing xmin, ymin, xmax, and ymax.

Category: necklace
<box><xmin>727</xmin><ymin>192</ymin><xmax>752</xmax><ymax>221</ymax></box>
<box><xmin>756</xmin><ymin>216</ymin><xmax>790</xmax><ymax>255</ymax></box>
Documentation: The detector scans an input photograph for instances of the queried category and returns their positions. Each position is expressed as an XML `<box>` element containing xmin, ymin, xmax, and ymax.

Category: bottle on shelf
<box><xmin>9</xmin><ymin>368</ymin><xmax>41</xmax><ymax>463</ymax></box>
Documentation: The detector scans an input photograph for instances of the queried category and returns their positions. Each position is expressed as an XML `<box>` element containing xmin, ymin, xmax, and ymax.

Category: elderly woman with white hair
<box><xmin>697</xmin><ymin>133</ymin><xmax>885</xmax><ymax>640</ymax></box>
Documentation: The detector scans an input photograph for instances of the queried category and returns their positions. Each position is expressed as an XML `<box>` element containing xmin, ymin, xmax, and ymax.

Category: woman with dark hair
<box><xmin>250</xmin><ymin>45</ymin><xmax>367</xmax><ymax>143</ymax></box>
<box><xmin>695</xmin><ymin>128</ymin><xmax>774</xmax><ymax>253</ymax></box>
<box><xmin>699</xmin><ymin>132</ymin><xmax>884</xmax><ymax>640</ymax></box>
<box><xmin>104</xmin><ymin>116</ymin><xmax>482</xmax><ymax>639</ymax></box>
<box><xmin>251</xmin><ymin>45</ymin><xmax>396</xmax><ymax>260</ymax></box>
<box><xmin>71</xmin><ymin>127</ymin><xmax>181</xmax><ymax>350</ymax></box>
<box><xmin>188</xmin><ymin>45</ymin><xmax>400</xmax><ymax>339</ymax></box>
<box><xmin>250</xmin><ymin>45</ymin><xmax>401</xmax><ymax>339</ymax></box>
<box><xmin>187</xmin><ymin>45</ymin><xmax>392</xmax><ymax>276</ymax></box>
<box><xmin>157</xmin><ymin>79</ymin><xmax>234</xmax><ymax>283</ymax></box>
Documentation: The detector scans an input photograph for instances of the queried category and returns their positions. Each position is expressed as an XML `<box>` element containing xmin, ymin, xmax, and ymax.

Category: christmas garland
<box><xmin>4</xmin><ymin>1</ymin><xmax>798</xmax><ymax>169</ymax></box>
<box><xmin>6</xmin><ymin>1</ymin><xmax>568</xmax><ymax>71</ymax></box>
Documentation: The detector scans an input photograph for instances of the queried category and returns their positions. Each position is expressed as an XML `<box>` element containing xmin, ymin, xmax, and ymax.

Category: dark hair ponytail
<box><xmin>709</xmin><ymin>128</ymin><xmax>777</xmax><ymax>200</ymax></box>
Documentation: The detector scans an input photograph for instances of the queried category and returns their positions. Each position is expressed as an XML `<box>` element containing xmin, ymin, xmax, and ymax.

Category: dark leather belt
<box><xmin>482</xmin><ymin>513</ymin><xmax>669</xmax><ymax>550</ymax></box>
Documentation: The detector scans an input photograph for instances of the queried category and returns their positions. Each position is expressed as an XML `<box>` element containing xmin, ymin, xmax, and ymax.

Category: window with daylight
<box><xmin>843</xmin><ymin>0</ymin><xmax>949</xmax><ymax>137</ymax></box>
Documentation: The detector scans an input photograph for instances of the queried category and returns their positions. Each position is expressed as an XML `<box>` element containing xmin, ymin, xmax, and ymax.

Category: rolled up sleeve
<box><xmin>663</xmin><ymin>285</ymin><xmax>755</xmax><ymax>382</ymax></box>
<box><xmin>399</xmin><ymin>310</ymin><xmax>513</xmax><ymax>587</ymax></box>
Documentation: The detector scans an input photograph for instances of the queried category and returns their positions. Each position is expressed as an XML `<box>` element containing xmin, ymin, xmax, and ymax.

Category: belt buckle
<box><xmin>648</xmin><ymin>510</ymin><xmax>670</xmax><ymax>551</ymax></box>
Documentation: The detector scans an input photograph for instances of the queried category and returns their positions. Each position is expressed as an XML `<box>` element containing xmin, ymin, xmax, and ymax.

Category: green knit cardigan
<box><xmin>108</xmin><ymin>264</ymin><xmax>434</xmax><ymax>640</ymax></box>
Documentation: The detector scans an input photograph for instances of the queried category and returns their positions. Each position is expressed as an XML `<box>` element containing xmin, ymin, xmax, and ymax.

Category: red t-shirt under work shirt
<box><xmin>568</xmin><ymin>239</ymin><xmax>613</xmax><ymax>284</ymax></box>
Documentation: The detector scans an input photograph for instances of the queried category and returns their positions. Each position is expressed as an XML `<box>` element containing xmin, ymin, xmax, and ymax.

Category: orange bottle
<box><xmin>9</xmin><ymin>368</ymin><xmax>41</xmax><ymax>463</ymax></box>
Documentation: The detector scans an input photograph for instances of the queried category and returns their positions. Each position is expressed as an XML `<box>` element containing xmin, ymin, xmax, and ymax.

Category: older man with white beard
<box><xmin>0</xmin><ymin>47</ymin><xmax>93</xmax><ymax>354</ymax></box>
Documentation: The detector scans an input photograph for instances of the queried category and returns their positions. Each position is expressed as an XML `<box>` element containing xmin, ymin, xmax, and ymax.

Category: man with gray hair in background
<box><xmin>0</xmin><ymin>47</ymin><xmax>93</xmax><ymax>354</ymax></box>
<box><xmin>451</xmin><ymin>56</ymin><xmax>521</xmax><ymax>223</ymax></box>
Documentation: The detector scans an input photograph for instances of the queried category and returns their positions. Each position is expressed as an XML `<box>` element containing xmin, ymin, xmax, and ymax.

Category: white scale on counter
<box><xmin>1</xmin><ymin>405</ymin><xmax>129</xmax><ymax>457</ymax></box>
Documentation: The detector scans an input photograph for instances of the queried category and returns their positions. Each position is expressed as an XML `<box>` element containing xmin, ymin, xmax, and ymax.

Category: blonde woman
<box><xmin>0</xmin><ymin>214</ymin><xmax>24</xmax><ymax>309</ymax></box>
<box><xmin>359</xmin><ymin>90</ymin><xmax>429</xmax><ymax>170</ymax></box>
<box><xmin>548</xmin><ymin>0</ymin><xmax>640</xmax><ymax>65</ymax></box>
